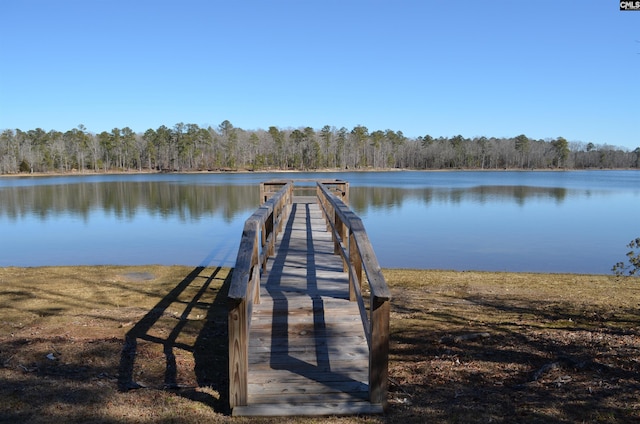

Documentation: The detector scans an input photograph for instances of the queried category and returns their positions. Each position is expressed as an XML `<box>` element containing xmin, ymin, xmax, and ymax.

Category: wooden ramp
<box><xmin>233</xmin><ymin>197</ymin><xmax>379</xmax><ymax>416</ymax></box>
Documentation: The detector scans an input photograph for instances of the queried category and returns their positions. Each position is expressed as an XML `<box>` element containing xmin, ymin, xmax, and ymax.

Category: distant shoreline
<box><xmin>2</xmin><ymin>166</ymin><xmax>638</xmax><ymax>178</ymax></box>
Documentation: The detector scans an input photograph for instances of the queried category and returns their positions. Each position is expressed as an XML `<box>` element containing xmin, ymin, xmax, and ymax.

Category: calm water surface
<box><xmin>1</xmin><ymin>170</ymin><xmax>638</xmax><ymax>274</ymax></box>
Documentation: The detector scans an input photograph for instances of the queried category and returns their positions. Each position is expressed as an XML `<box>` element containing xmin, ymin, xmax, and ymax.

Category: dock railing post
<box><xmin>228</xmin><ymin>295</ymin><xmax>248</xmax><ymax>408</ymax></box>
<box><xmin>342</xmin><ymin>181</ymin><xmax>349</xmax><ymax>204</ymax></box>
<box><xmin>348</xmin><ymin>230</ymin><xmax>361</xmax><ymax>302</ymax></box>
<box><xmin>251</xmin><ymin>229</ymin><xmax>261</xmax><ymax>305</ymax></box>
<box><xmin>369</xmin><ymin>294</ymin><xmax>390</xmax><ymax>406</ymax></box>
<box><xmin>265</xmin><ymin>209</ymin><xmax>274</xmax><ymax>259</ymax></box>
<box><xmin>336</xmin><ymin>212</ymin><xmax>347</xmax><ymax>271</ymax></box>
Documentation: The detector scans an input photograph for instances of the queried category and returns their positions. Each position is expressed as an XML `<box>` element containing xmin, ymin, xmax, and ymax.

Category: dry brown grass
<box><xmin>1</xmin><ymin>266</ymin><xmax>639</xmax><ymax>423</ymax></box>
<box><xmin>386</xmin><ymin>269</ymin><xmax>640</xmax><ymax>423</ymax></box>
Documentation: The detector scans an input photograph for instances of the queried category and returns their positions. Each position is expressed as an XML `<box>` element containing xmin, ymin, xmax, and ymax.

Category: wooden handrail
<box><xmin>228</xmin><ymin>182</ymin><xmax>293</xmax><ymax>408</ymax></box>
<box><xmin>316</xmin><ymin>182</ymin><xmax>390</xmax><ymax>406</ymax></box>
<box><xmin>260</xmin><ymin>179</ymin><xmax>349</xmax><ymax>204</ymax></box>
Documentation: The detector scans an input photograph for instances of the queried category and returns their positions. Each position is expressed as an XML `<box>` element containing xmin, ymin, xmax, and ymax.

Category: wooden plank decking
<box><xmin>232</xmin><ymin>196</ymin><xmax>381</xmax><ymax>416</ymax></box>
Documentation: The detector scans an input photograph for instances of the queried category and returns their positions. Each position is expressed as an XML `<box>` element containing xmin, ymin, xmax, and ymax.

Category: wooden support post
<box><xmin>334</xmin><ymin>210</ymin><xmax>342</xmax><ymax>255</ymax></box>
<box><xmin>342</xmin><ymin>181</ymin><xmax>349</xmax><ymax>204</ymax></box>
<box><xmin>348</xmin><ymin>230</ymin><xmax>361</xmax><ymax>302</ymax></box>
<box><xmin>327</xmin><ymin>200</ymin><xmax>332</xmax><ymax>232</ymax></box>
<box><xmin>278</xmin><ymin>193</ymin><xmax>289</xmax><ymax>234</ymax></box>
<box><xmin>252</xmin><ymin>232</ymin><xmax>260</xmax><ymax>305</ymax></box>
<box><xmin>265</xmin><ymin>211</ymin><xmax>274</xmax><ymax>258</ymax></box>
<box><xmin>369</xmin><ymin>295</ymin><xmax>390</xmax><ymax>407</ymax></box>
<box><xmin>228</xmin><ymin>297</ymin><xmax>248</xmax><ymax>408</ymax></box>
<box><xmin>336</xmin><ymin>213</ymin><xmax>348</xmax><ymax>272</ymax></box>
<box><xmin>275</xmin><ymin>199</ymin><xmax>283</xmax><ymax>235</ymax></box>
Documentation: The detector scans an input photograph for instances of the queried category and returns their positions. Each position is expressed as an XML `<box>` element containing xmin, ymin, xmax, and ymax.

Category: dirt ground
<box><xmin>0</xmin><ymin>266</ymin><xmax>639</xmax><ymax>423</ymax></box>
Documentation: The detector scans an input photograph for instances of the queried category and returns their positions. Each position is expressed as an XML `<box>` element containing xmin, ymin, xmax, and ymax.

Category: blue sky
<box><xmin>1</xmin><ymin>1</ymin><xmax>638</xmax><ymax>149</ymax></box>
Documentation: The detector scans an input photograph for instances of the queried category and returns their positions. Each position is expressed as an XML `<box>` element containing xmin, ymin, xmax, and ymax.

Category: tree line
<box><xmin>1</xmin><ymin>121</ymin><xmax>638</xmax><ymax>174</ymax></box>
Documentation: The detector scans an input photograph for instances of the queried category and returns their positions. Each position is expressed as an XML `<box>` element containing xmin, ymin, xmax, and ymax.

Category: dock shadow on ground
<box><xmin>118</xmin><ymin>266</ymin><xmax>232</xmax><ymax>414</ymax></box>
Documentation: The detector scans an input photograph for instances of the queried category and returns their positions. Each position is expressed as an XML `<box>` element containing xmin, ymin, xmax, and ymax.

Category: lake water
<box><xmin>1</xmin><ymin>170</ymin><xmax>639</xmax><ymax>274</ymax></box>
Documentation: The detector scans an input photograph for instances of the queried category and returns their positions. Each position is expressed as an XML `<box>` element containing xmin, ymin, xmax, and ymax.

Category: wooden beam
<box><xmin>233</xmin><ymin>402</ymin><xmax>383</xmax><ymax>417</ymax></box>
<box><xmin>369</xmin><ymin>296</ymin><xmax>390</xmax><ymax>406</ymax></box>
<box><xmin>228</xmin><ymin>297</ymin><xmax>248</xmax><ymax>408</ymax></box>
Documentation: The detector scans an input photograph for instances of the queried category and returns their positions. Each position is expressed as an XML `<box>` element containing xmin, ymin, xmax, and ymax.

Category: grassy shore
<box><xmin>1</xmin><ymin>266</ymin><xmax>639</xmax><ymax>423</ymax></box>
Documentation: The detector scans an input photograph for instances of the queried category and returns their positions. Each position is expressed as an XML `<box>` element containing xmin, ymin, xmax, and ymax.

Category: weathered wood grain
<box><xmin>233</xmin><ymin>401</ymin><xmax>383</xmax><ymax>417</ymax></box>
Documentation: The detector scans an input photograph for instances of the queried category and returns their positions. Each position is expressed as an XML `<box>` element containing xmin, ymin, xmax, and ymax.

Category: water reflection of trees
<box><xmin>0</xmin><ymin>182</ymin><xmax>589</xmax><ymax>222</ymax></box>
<box><xmin>349</xmin><ymin>185</ymin><xmax>570</xmax><ymax>213</ymax></box>
<box><xmin>0</xmin><ymin>183</ymin><xmax>259</xmax><ymax>222</ymax></box>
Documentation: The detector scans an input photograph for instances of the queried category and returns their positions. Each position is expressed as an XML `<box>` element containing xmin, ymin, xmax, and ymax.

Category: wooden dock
<box><xmin>228</xmin><ymin>181</ymin><xmax>390</xmax><ymax>417</ymax></box>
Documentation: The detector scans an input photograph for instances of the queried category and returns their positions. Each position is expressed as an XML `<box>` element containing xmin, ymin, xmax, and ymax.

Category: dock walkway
<box><xmin>228</xmin><ymin>182</ymin><xmax>389</xmax><ymax>417</ymax></box>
